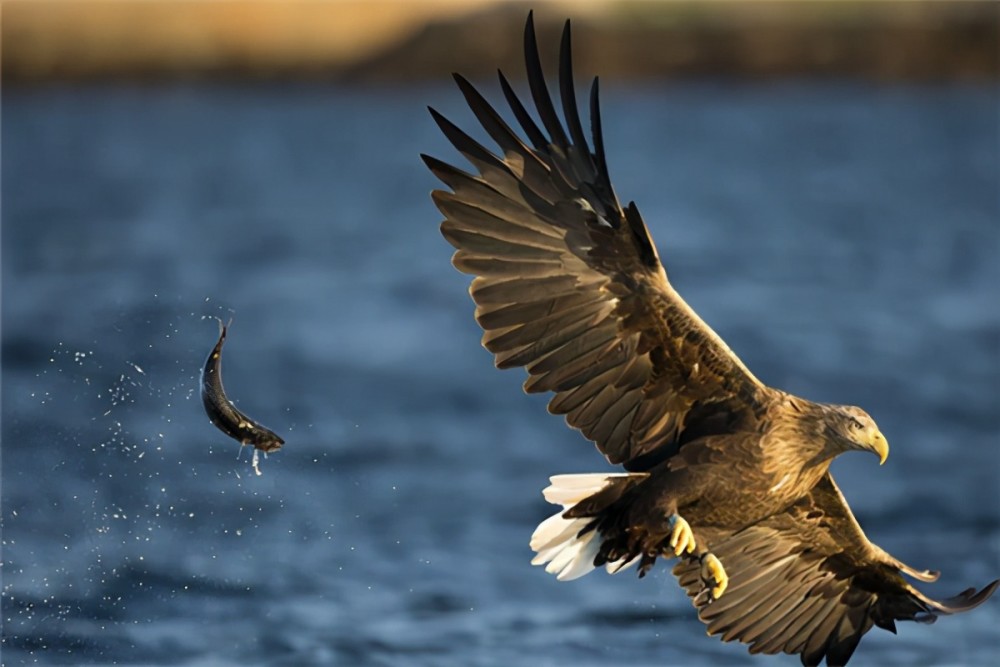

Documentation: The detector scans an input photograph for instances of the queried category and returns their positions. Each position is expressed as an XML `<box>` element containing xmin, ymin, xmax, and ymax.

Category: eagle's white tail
<box><xmin>530</xmin><ymin>473</ymin><xmax>645</xmax><ymax>581</ymax></box>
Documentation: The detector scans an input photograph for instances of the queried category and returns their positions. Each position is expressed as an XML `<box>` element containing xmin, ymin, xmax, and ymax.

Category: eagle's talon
<box><xmin>667</xmin><ymin>513</ymin><xmax>697</xmax><ymax>556</ymax></box>
<box><xmin>700</xmin><ymin>552</ymin><xmax>728</xmax><ymax>600</ymax></box>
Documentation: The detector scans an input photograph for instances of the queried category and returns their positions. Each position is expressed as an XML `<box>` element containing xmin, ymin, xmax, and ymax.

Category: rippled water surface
<box><xmin>3</xmin><ymin>82</ymin><xmax>998</xmax><ymax>666</ymax></box>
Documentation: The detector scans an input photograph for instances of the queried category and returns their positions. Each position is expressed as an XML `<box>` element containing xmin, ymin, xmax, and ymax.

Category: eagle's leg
<box><xmin>700</xmin><ymin>552</ymin><xmax>728</xmax><ymax>600</ymax></box>
<box><xmin>665</xmin><ymin>506</ymin><xmax>728</xmax><ymax>600</ymax></box>
<box><xmin>667</xmin><ymin>513</ymin><xmax>698</xmax><ymax>556</ymax></box>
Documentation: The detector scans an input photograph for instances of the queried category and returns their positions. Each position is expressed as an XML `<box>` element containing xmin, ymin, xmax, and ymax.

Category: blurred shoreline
<box><xmin>3</xmin><ymin>0</ymin><xmax>998</xmax><ymax>85</ymax></box>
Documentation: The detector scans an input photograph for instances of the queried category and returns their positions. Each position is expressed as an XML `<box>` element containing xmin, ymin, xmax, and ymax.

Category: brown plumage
<box><xmin>423</xmin><ymin>11</ymin><xmax>996</xmax><ymax>666</ymax></box>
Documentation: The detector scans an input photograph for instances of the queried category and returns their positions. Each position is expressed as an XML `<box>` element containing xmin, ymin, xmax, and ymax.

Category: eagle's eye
<box><xmin>850</xmin><ymin>419</ymin><xmax>864</xmax><ymax>430</ymax></box>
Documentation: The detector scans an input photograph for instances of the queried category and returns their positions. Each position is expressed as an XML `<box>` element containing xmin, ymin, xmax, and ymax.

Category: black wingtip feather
<box><xmin>498</xmin><ymin>69</ymin><xmax>548</xmax><ymax>150</ymax></box>
<box><xmin>949</xmin><ymin>579</ymin><xmax>999</xmax><ymax>611</ymax></box>
<box><xmin>524</xmin><ymin>10</ymin><xmax>570</xmax><ymax>148</ymax></box>
<box><xmin>558</xmin><ymin>19</ymin><xmax>591</xmax><ymax>156</ymax></box>
<box><xmin>453</xmin><ymin>72</ymin><xmax>529</xmax><ymax>159</ymax></box>
<box><xmin>589</xmin><ymin>77</ymin><xmax>615</xmax><ymax>198</ymax></box>
<box><xmin>427</xmin><ymin>107</ymin><xmax>472</xmax><ymax>155</ymax></box>
<box><xmin>427</xmin><ymin>105</ymin><xmax>450</xmax><ymax>130</ymax></box>
<box><xmin>823</xmin><ymin>612</ymin><xmax>867</xmax><ymax>667</ymax></box>
<box><xmin>421</xmin><ymin>152</ymin><xmax>454</xmax><ymax>176</ymax></box>
<box><xmin>624</xmin><ymin>202</ymin><xmax>659</xmax><ymax>269</ymax></box>
<box><xmin>421</xmin><ymin>153</ymin><xmax>478</xmax><ymax>194</ymax></box>
<box><xmin>419</xmin><ymin>152</ymin><xmax>438</xmax><ymax>169</ymax></box>
<box><xmin>427</xmin><ymin>105</ymin><xmax>502</xmax><ymax>169</ymax></box>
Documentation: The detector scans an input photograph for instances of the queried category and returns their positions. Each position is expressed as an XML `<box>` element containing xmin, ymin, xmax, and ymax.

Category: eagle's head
<box><xmin>829</xmin><ymin>405</ymin><xmax>889</xmax><ymax>465</ymax></box>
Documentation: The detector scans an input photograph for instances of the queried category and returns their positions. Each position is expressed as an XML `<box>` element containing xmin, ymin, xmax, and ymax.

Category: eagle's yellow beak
<box><xmin>871</xmin><ymin>431</ymin><xmax>889</xmax><ymax>465</ymax></box>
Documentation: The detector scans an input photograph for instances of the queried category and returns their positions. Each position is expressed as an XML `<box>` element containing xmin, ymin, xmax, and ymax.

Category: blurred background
<box><xmin>2</xmin><ymin>1</ymin><xmax>998</xmax><ymax>665</ymax></box>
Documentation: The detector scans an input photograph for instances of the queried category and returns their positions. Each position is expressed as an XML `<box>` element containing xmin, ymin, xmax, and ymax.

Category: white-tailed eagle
<box><xmin>423</xmin><ymin>12</ymin><xmax>996</xmax><ymax>666</ymax></box>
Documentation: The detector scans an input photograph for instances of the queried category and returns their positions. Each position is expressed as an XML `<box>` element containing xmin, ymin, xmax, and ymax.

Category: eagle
<box><xmin>422</xmin><ymin>11</ymin><xmax>997</xmax><ymax>666</ymax></box>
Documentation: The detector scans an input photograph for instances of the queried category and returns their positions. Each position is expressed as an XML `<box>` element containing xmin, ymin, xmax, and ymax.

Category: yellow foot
<box><xmin>668</xmin><ymin>513</ymin><xmax>697</xmax><ymax>556</ymax></box>
<box><xmin>701</xmin><ymin>552</ymin><xmax>728</xmax><ymax>600</ymax></box>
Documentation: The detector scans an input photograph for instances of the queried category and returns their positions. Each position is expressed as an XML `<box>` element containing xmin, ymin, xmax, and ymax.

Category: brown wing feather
<box><xmin>673</xmin><ymin>473</ymin><xmax>999</xmax><ymax>666</ymax></box>
<box><xmin>423</xmin><ymin>13</ymin><xmax>771</xmax><ymax>468</ymax></box>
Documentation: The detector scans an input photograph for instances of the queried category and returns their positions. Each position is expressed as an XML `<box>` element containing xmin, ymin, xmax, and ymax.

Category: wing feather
<box><xmin>581</xmin><ymin>385</ymin><xmax>640</xmax><ymax>437</ymax></box>
<box><xmin>428</xmin><ymin>163</ymin><xmax>562</xmax><ymax>238</ymax></box>
<box><xmin>741</xmin><ymin>573</ymin><xmax>821</xmax><ymax>647</ymax></box>
<box><xmin>498</xmin><ymin>69</ymin><xmax>548</xmax><ymax>150</ymax></box>
<box><xmin>526</xmin><ymin>324</ymin><xmax>619</xmax><ymax>374</ymax></box>
<box><xmin>672</xmin><ymin>473</ymin><xmax>998</xmax><ymax>665</ymax></box>
<box><xmin>741</xmin><ymin>558</ymin><xmax>828</xmax><ymax>652</ymax></box>
<box><xmin>751</xmin><ymin>598</ymin><xmax>820</xmax><ymax>655</ymax></box>
<box><xmin>558</xmin><ymin>23</ymin><xmax>592</xmax><ymax>161</ymax></box>
<box><xmin>484</xmin><ymin>300</ymin><xmax>608</xmax><ymax>353</ymax></box>
<box><xmin>799</xmin><ymin>598</ymin><xmax>849</xmax><ymax>666</ymax></box>
<box><xmin>547</xmin><ymin>366</ymin><xmax>621</xmax><ymax>414</ymax></box>
<box><xmin>470</xmin><ymin>274</ymin><xmax>590</xmax><ymax>304</ymax></box>
<box><xmin>528</xmin><ymin>337</ymin><xmax>626</xmax><ymax>394</ymax></box>
<box><xmin>441</xmin><ymin>227</ymin><xmax>562</xmax><ymax>261</ymax></box>
<box><xmin>474</xmin><ymin>292</ymin><xmax>594</xmax><ymax>330</ymax></box>
<box><xmin>426</xmin><ymin>13</ymin><xmax>771</xmax><ymax>467</ymax></box>
<box><xmin>499</xmin><ymin>314</ymin><xmax>613</xmax><ymax>370</ymax></box>
<box><xmin>452</xmin><ymin>73</ymin><xmax>565</xmax><ymax>201</ymax></box>
<box><xmin>589</xmin><ymin>77</ymin><xmax>616</xmax><ymax>201</ymax></box>
<box><xmin>453</xmin><ymin>256</ymin><xmax>565</xmax><ymax>278</ymax></box>
<box><xmin>523</xmin><ymin>12</ymin><xmax>570</xmax><ymax>151</ymax></box>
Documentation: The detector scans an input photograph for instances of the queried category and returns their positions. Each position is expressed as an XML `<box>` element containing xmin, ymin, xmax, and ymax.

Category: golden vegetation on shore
<box><xmin>2</xmin><ymin>0</ymin><xmax>494</xmax><ymax>81</ymax></box>
<box><xmin>3</xmin><ymin>0</ymin><xmax>997</xmax><ymax>84</ymax></box>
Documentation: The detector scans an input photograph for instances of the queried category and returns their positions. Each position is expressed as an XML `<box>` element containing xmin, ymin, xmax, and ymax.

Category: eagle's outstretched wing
<box><xmin>673</xmin><ymin>473</ymin><xmax>999</xmax><ymax>666</ymax></box>
<box><xmin>423</xmin><ymin>12</ymin><xmax>772</xmax><ymax>470</ymax></box>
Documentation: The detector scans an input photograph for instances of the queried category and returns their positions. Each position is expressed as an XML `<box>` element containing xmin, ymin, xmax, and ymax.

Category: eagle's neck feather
<box><xmin>772</xmin><ymin>396</ymin><xmax>846</xmax><ymax>468</ymax></box>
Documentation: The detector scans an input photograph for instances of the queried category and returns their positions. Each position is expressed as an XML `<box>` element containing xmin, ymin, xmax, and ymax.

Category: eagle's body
<box><xmin>556</xmin><ymin>394</ymin><xmax>871</xmax><ymax>577</ymax></box>
<box><xmin>424</xmin><ymin>12</ymin><xmax>996</xmax><ymax>666</ymax></box>
<box><xmin>649</xmin><ymin>394</ymin><xmax>834</xmax><ymax>527</ymax></box>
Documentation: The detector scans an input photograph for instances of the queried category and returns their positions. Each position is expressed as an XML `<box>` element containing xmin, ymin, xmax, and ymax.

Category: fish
<box><xmin>201</xmin><ymin>318</ymin><xmax>284</xmax><ymax>474</ymax></box>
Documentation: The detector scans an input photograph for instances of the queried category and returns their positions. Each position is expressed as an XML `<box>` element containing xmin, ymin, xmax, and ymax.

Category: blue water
<box><xmin>2</xmin><ymin>82</ymin><xmax>998</xmax><ymax>666</ymax></box>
